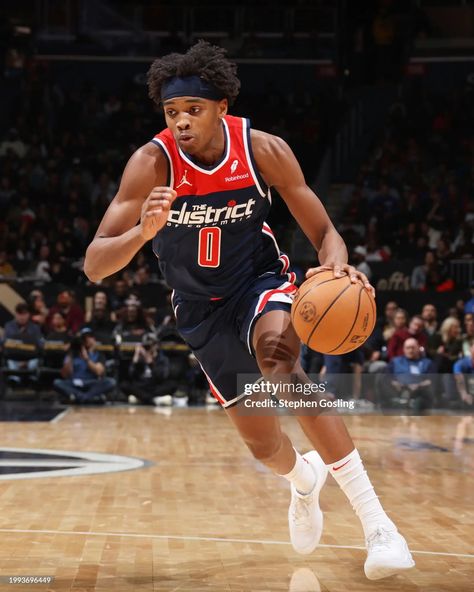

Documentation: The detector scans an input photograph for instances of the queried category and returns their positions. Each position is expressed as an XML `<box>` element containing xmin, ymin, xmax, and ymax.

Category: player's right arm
<box><xmin>84</xmin><ymin>144</ymin><xmax>176</xmax><ymax>283</ymax></box>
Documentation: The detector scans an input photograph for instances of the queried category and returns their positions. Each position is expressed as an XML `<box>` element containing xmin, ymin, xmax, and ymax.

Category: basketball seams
<box><xmin>291</xmin><ymin>275</ymin><xmax>350</xmax><ymax>325</ymax></box>
<box><xmin>365</xmin><ymin>289</ymin><xmax>377</xmax><ymax>333</ymax></box>
<box><xmin>325</xmin><ymin>284</ymin><xmax>364</xmax><ymax>354</ymax></box>
<box><xmin>305</xmin><ymin>283</ymin><xmax>353</xmax><ymax>347</ymax></box>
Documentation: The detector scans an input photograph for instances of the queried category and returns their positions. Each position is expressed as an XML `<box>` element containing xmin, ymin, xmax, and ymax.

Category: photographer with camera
<box><xmin>123</xmin><ymin>332</ymin><xmax>178</xmax><ymax>406</ymax></box>
<box><xmin>53</xmin><ymin>328</ymin><xmax>116</xmax><ymax>404</ymax></box>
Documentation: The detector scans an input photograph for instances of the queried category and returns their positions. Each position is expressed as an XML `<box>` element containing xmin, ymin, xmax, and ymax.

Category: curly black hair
<box><xmin>147</xmin><ymin>40</ymin><xmax>241</xmax><ymax>107</ymax></box>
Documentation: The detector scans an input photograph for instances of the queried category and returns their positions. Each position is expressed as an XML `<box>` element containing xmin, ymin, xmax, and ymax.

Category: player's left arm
<box><xmin>251</xmin><ymin>130</ymin><xmax>373</xmax><ymax>293</ymax></box>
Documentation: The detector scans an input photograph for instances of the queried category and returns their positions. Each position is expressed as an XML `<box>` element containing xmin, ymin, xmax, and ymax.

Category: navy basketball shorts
<box><xmin>172</xmin><ymin>273</ymin><xmax>297</xmax><ymax>408</ymax></box>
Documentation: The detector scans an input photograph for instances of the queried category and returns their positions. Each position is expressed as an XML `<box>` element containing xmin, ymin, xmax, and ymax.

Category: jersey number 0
<box><xmin>198</xmin><ymin>227</ymin><xmax>221</xmax><ymax>268</ymax></box>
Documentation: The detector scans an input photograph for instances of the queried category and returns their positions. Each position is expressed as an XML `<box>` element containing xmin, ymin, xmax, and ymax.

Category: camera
<box><xmin>142</xmin><ymin>332</ymin><xmax>158</xmax><ymax>351</ymax></box>
<box><xmin>70</xmin><ymin>336</ymin><xmax>83</xmax><ymax>356</ymax></box>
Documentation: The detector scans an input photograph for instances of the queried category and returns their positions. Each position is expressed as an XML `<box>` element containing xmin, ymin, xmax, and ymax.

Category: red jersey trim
<box><xmin>151</xmin><ymin>137</ymin><xmax>174</xmax><ymax>188</ymax></box>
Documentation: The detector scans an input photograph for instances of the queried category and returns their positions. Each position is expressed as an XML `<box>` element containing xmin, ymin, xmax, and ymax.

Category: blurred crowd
<box><xmin>2</xmin><ymin>284</ymin><xmax>474</xmax><ymax>411</ymax></box>
<box><xmin>304</xmin><ymin>76</ymin><xmax>474</xmax><ymax>411</ymax></box>
<box><xmin>0</xmin><ymin>59</ymin><xmax>339</xmax><ymax>286</ymax></box>
<box><xmin>303</xmin><ymin>294</ymin><xmax>474</xmax><ymax>412</ymax></box>
<box><xmin>0</xmin><ymin>5</ymin><xmax>472</xmax><ymax>413</ymax></box>
<box><xmin>340</xmin><ymin>81</ymin><xmax>473</xmax><ymax>291</ymax></box>
<box><xmin>0</xmin><ymin>283</ymin><xmax>209</xmax><ymax>405</ymax></box>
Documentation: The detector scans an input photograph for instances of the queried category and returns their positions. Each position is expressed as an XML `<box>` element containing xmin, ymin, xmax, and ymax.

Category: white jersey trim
<box><xmin>262</xmin><ymin>222</ymin><xmax>280</xmax><ymax>256</ymax></box>
<box><xmin>177</xmin><ymin>118</ymin><xmax>231</xmax><ymax>175</ymax></box>
<box><xmin>151</xmin><ymin>138</ymin><xmax>174</xmax><ymax>189</ymax></box>
<box><xmin>242</xmin><ymin>118</ymin><xmax>266</xmax><ymax>198</ymax></box>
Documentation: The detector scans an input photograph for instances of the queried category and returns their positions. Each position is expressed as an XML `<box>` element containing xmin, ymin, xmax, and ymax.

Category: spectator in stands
<box><xmin>453</xmin><ymin>343</ymin><xmax>474</xmax><ymax>407</ymax></box>
<box><xmin>372</xmin><ymin>180</ymin><xmax>400</xmax><ymax>241</ymax></box>
<box><xmin>46</xmin><ymin>288</ymin><xmax>84</xmax><ymax>334</ymax></box>
<box><xmin>420</xmin><ymin>304</ymin><xmax>438</xmax><ymax>336</ymax></box>
<box><xmin>383</xmin><ymin>307</ymin><xmax>407</xmax><ymax>343</ymax></box>
<box><xmin>122</xmin><ymin>332</ymin><xmax>178</xmax><ymax>406</ymax></box>
<box><xmin>352</xmin><ymin>246</ymin><xmax>372</xmax><ymax>280</ymax></box>
<box><xmin>462</xmin><ymin>313</ymin><xmax>474</xmax><ymax>357</ymax></box>
<box><xmin>0</xmin><ymin>128</ymin><xmax>27</xmax><ymax>158</ymax></box>
<box><xmin>323</xmin><ymin>350</ymin><xmax>367</xmax><ymax>406</ymax></box>
<box><xmin>43</xmin><ymin>312</ymin><xmax>72</xmax><ymax>375</ymax></box>
<box><xmin>28</xmin><ymin>289</ymin><xmax>49</xmax><ymax>329</ymax></box>
<box><xmin>155</xmin><ymin>289</ymin><xmax>175</xmax><ymax>328</ymax></box>
<box><xmin>0</xmin><ymin>250</ymin><xmax>16</xmax><ymax>277</ymax></box>
<box><xmin>18</xmin><ymin>197</ymin><xmax>37</xmax><ymax>236</ymax></box>
<box><xmin>0</xmin><ymin>176</ymin><xmax>15</xmax><ymax>208</ymax></box>
<box><xmin>430</xmin><ymin>317</ymin><xmax>463</xmax><ymax>374</ymax></box>
<box><xmin>435</xmin><ymin>237</ymin><xmax>452</xmax><ymax>266</ymax></box>
<box><xmin>426</xmin><ymin>192</ymin><xmax>451</xmax><ymax>246</ymax></box>
<box><xmin>447</xmin><ymin>301</ymin><xmax>466</xmax><ymax>321</ymax></box>
<box><xmin>379</xmin><ymin>301</ymin><xmax>398</xmax><ymax>334</ymax></box>
<box><xmin>110</xmin><ymin>279</ymin><xmax>130</xmax><ymax>316</ymax></box>
<box><xmin>85</xmin><ymin>290</ymin><xmax>116</xmax><ymax>323</ymax></box>
<box><xmin>365</xmin><ymin>300</ymin><xmax>398</xmax><ymax>368</ymax></box>
<box><xmin>431</xmin><ymin>238</ymin><xmax>455</xmax><ymax>292</ymax></box>
<box><xmin>396</xmin><ymin>221</ymin><xmax>420</xmax><ymax>260</ymax></box>
<box><xmin>83</xmin><ymin>307</ymin><xmax>117</xmax><ymax>343</ymax></box>
<box><xmin>53</xmin><ymin>328</ymin><xmax>115</xmax><ymax>403</ymax></box>
<box><xmin>34</xmin><ymin>244</ymin><xmax>51</xmax><ymax>281</ymax></box>
<box><xmin>381</xmin><ymin>338</ymin><xmax>436</xmax><ymax>412</ymax></box>
<box><xmin>2</xmin><ymin>302</ymin><xmax>43</xmax><ymax>384</ymax></box>
<box><xmin>49</xmin><ymin>257</ymin><xmax>78</xmax><ymax>284</ymax></box>
<box><xmin>365</xmin><ymin>237</ymin><xmax>391</xmax><ymax>262</ymax></box>
<box><xmin>387</xmin><ymin>314</ymin><xmax>427</xmax><ymax>360</ymax></box>
<box><xmin>410</xmin><ymin>251</ymin><xmax>436</xmax><ymax>290</ymax></box>
<box><xmin>453</xmin><ymin>223</ymin><xmax>473</xmax><ymax>259</ymax></box>
<box><xmin>114</xmin><ymin>297</ymin><xmax>151</xmax><ymax>340</ymax></box>
<box><xmin>133</xmin><ymin>265</ymin><xmax>152</xmax><ymax>286</ymax></box>
<box><xmin>464</xmin><ymin>281</ymin><xmax>474</xmax><ymax>315</ymax></box>
<box><xmin>46</xmin><ymin>312</ymin><xmax>71</xmax><ymax>341</ymax></box>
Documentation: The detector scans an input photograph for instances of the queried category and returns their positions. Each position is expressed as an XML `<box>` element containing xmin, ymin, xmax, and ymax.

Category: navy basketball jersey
<box><xmin>151</xmin><ymin>115</ymin><xmax>294</xmax><ymax>299</ymax></box>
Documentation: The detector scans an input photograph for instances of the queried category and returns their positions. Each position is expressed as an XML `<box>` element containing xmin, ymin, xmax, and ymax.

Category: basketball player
<box><xmin>85</xmin><ymin>42</ymin><xmax>414</xmax><ymax>580</ymax></box>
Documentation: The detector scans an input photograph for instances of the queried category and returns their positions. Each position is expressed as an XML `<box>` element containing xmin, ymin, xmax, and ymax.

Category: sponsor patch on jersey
<box><xmin>224</xmin><ymin>172</ymin><xmax>250</xmax><ymax>183</ymax></box>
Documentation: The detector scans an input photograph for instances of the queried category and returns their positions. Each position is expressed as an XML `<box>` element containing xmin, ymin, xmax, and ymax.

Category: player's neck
<box><xmin>186</xmin><ymin>122</ymin><xmax>225</xmax><ymax>166</ymax></box>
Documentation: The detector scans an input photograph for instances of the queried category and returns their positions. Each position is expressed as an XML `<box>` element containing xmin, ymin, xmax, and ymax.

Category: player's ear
<box><xmin>217</xmin><ymin>98</ymin><xmax>228</xmax><ymax>118</ymax></box>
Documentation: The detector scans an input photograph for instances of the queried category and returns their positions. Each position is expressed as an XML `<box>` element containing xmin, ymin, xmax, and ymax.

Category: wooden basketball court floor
<box><xmin>0</xmin><ymin>408</ymin><xmax>473</xmax><ymax>592</ymax></box>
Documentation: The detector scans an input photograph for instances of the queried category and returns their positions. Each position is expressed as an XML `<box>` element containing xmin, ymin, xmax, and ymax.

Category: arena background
<box><xmin>1</xmin><ymin>0</ymin><xmax>473</xmax><ymax>404</ymax></box>
<box><xmin>0</xmin><ymin>2</ymin><xmax>473</xmax><ymax>590</ymax></box>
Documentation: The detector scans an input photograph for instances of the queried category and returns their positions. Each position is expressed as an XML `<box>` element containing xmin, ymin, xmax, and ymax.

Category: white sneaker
<box><xmin>288</xmin><ymin>450</ymin><xmax>327</xmax><ymax>555</ymax></box>
<box><xmin>152</xmin><ymin>394</ymin><xmax>173</xmax><ymax>407</ymax></box>
<box><xmin>364</xmin><ymin>526</ymin><xmax>415</xmax><ymax>580</ymax></box>
<box><xmin>205</xmin><ymin>391</ymin><xmax>219</xmax><ymax>405</ymax></box>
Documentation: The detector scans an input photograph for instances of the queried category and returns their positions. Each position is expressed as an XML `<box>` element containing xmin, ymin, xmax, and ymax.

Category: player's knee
<box><xmin>244</xmin><ymin>434</ymin><xmax>283</xmax><ymax>463</ymax></box>
<box><xmin>257</xmin><ymin>343</ymin><xmax>299</xmax><ymax>374</ymax></box>
<box><xmin>258</xmin><ymin>356</ymin><xmax>301</xmax><ymax>380</ymax></box>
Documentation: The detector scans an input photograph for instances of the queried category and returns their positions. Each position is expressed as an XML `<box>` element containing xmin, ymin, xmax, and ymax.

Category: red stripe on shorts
<box><xmin>257</xmin><ymin>284</ymin><xmax>297</xmax><ymax>315</ymax></box>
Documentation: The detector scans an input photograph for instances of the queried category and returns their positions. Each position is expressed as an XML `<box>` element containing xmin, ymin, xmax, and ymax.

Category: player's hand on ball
<box><xmin>306</xmin><ymin>263</ymin><xmax>375</xmax><ymax>298</ymax></box>
<box><xmin>140</xmin><ymin>187</ymin><xmax>177</xmax><ymax>241</ymax></box>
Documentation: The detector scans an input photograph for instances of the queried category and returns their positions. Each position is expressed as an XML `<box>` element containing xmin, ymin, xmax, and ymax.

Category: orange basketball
<box><xmin>291</xmin><ymin>270</ymin><xmax>376</xmax><ymax>354</ymax></box>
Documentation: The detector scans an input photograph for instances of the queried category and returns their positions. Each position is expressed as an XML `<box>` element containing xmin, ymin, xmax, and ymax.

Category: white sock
<box><xmin>279</xmin><ymin>449</ymin><xmax>316</xmax><ymax>495</ymax></box>
<box><xmin>326</xmin><ymin>448</ymin><xmax>396</xmax><ymax>538</ymax></box>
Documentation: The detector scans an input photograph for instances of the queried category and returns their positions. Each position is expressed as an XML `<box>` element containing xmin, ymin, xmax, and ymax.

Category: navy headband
<box><xmin>161</xmin><ymin>75</ymin><xmax>225</xmax><ymax>102</ymax></box>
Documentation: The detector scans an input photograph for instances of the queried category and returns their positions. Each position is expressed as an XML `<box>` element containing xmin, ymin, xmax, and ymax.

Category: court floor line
<box><xmin>49</xmin><ymin>408</ymin><xmax>70</xmax><ymax>423</ymax></box>
<box><xmin>0</xmin><ymin>528</ymin><xmax>472</xmax><ymax>560</ymax></box>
